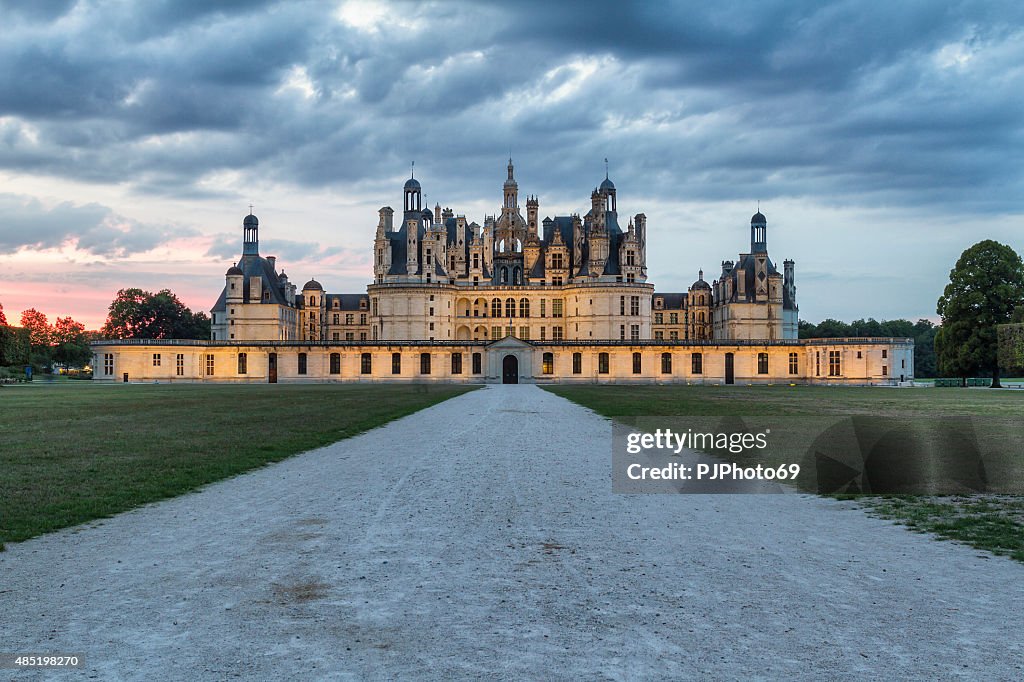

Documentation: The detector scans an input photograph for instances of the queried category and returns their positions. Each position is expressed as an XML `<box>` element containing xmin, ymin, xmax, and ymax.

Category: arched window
<box><xmin>298</xmin><ymin>352</ymin><xmax>307</xmax><ymax>375</ymax></box>
<box><xmin>491</xmin><ymin>298</ymin><xmax>502</xmax><ymax>317</ymax></box>
<box><xmin>237</xmin><ymin>352</ymin><xmax>247</xmax><ymax>375</ymax></box>
<box><xmin>520</xmin><ymin>298</ymin><xmax>530</xmax><ymax>318</ymax></box>
<box><xmin>661</xmin><ymin>352</ymin><xmax>672</xmax><ymax>374</ymax></box>
<box><xmin>330</xmin><ymin>353</ymin><xmax>341</xmax><ymax>375</ymax></box>
<box><xmin>309</xmin><ymin>296</ymin><xmax>315</xmax><ymax>306</ymax></box>
<box><xmin>505</xmin><ymin>298</ymin><xmax>516</xmax><ymax>318</ymax></box>
<box><xmin>500</xmin><ymin>266</ymin><xmax>508</xmax><ymax>283</ymax></box>
<box><xmin>542</xmin><ymin>352</ymin><xmax>553</xmax><ymax>374</ymax></box>
<box><xmin>361</xmin><ymin>353</ymin><xmax>371</xmax><ymax>374</ymax></box>
<box><xmin>632</xmin><ymin>352</ymin><xmax>642</xmax><ymax>375</ymax></box>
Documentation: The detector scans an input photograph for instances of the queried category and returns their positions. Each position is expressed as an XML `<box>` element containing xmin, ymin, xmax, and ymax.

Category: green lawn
<box><xmin>0</xmin><ymin>383</ymin><xmax>477</xmax><ymax>548</ymax></box>
<box><xmin>544</xmin><ymin>384</ymin><xmax>1024</xmax><ymax>562</ymax></box>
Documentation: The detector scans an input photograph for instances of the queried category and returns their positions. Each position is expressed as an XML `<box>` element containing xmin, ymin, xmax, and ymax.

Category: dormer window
<box><xmin>655</xmin><ymin>298</ymin><xmax>663</xmax><ymax>309</ymax></box>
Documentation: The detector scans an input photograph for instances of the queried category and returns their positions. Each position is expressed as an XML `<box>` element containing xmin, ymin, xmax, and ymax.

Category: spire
<box><xmin>411</xmin><ymin>160</ymin><xmax>415</xmax><ymax>179</ymax></box>
<box><xmin>605</xmin><ymin>157</ymin><xmax>609</xmax><ymax>180</ymax></box>
<box><xmin>507</xmin><ymin>156</ymin><xmax>514</xmax><ymax>181</ymax></box>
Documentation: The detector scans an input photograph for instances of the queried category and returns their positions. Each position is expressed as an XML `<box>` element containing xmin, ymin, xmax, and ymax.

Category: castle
<box><xmin>93</xmin><ymin>161</ymin><xmax>912</xmax><ymax>385</ymax></box>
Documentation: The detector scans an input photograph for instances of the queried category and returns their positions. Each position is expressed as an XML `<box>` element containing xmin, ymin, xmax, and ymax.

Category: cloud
<box><xmin>0</xmin><ymin>193</ymin><xmax>188</xmax><ymax>257</ymax></box>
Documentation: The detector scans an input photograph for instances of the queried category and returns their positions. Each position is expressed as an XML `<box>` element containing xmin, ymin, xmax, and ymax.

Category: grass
<box><xmin>544</xmin><ymin>384</ymin><xmax>1024</xmax><ymax>561</ymax></box>
<box><xmin>0</xmin><ymin>382</ymin><xmax>477</xmax><ymax>548</ymax></box>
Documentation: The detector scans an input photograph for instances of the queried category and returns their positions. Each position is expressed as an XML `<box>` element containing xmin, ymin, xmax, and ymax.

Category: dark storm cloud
<box><xmin>0</xmin><ymin>193</ymin><xmax>187</xmax><ymax>257</ymax></box>
<box><xmin>1</xmin><ymin>0</ymin><xmax>1023</xmax><ymax>214</ymax></box>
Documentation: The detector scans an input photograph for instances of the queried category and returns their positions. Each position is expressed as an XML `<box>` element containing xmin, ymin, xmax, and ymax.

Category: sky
<box><xmin>1</xmin><ymin>0</ymin><xmax>1022</xmax><ymax>330</ymax></box>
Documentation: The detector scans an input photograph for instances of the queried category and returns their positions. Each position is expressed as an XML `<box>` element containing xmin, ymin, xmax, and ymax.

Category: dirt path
<box><xmin>2</xmin><ymin>385</ymin><xmax>1021</xmax><ymax>680</ymax></box>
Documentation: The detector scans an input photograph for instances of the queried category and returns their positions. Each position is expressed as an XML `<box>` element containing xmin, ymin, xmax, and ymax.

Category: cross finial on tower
<box><xmin>411</xmin><ymin>160</ymin><xmax>415</xmax><ymax>179</ymax></box>
<box><xmin>605</xmin><ymin>157</ymin><xmax>609</xmax><ymax>179</ymax></box>
<box><xmin>249</xmin><ymin>203</ymin><xmax>253</xmax><ymax>215</ymax></box>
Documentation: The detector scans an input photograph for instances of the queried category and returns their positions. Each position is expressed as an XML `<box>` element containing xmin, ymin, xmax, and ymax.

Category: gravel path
<box><xmin>2</xmin><ymin>385</ymin><xmax>1022</xmax><ymax>681</ymax></box>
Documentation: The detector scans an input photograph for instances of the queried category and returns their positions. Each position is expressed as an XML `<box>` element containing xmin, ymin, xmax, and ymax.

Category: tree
<box><xmin>52</xmin><ymin>316</ymin><xmax>92</xmax><ymax>368</ymax></box>
<box><xmin>101</xmin><ymin>288</ymin><xmax>211</xmax><ymax>340</ymax></box>
<box><xmin>0</xmin><ymin>325</ymin><xmax>29</xmax><ymax>367</ymax></box>
<box><xmin>0</xmin><ymin>301</ymin><xmax>7</xmax><ymax>326</ymax></box>
<box><xmin>935</xmin><ymin>240</ymin><xmax>1024</xmax><ymax>388</ymax></box>
<box><xmin>20</xmin><ymin>308</ymin><xmax>54</xmax><ymax>370</ymax></box>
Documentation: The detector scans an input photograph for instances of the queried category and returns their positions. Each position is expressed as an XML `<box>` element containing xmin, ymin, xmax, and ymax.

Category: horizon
<box><xmin>2</xmin><ymin>1</ymin><xmax>1023</xmax><ymax>330</ymax></box>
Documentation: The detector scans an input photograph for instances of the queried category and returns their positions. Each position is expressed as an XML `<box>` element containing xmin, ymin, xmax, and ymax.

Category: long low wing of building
<box><xmin>91</xmin><ymin>337</ymin><xmax>914</xmax><ymax>386</ymax></box>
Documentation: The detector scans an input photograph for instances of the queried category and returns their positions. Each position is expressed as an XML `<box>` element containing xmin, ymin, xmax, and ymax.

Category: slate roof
<box><xmin>211</xmin><ymin>253</ymin><xmax>289</xmax><ymax>312</ymax></box>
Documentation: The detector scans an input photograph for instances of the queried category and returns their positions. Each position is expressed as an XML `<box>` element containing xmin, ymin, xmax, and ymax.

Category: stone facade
<box><xmin>91</xmin><ymin>337</ymin><xmax>914</xmax><ymax>385</ymax></box>
<box><xmin>96</xmin><ymin>160</ymin><xmax>911</xmax><ymax>385</ymax></box>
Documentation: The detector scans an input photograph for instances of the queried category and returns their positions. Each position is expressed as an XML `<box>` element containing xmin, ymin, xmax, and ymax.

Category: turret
<box><xmin>225</xmin><ymin>264</ymin><xmax>243</xmax><ymax>304</ymax></box>
<box><xmin>242</xmin><ymin>213</ymin><xmax>259</xmax><ymax>256</ymax></box>
<box><xmin>751</xmin><ymin>210</ymin><xmax>767</xmax><ymax>254</ymax></box>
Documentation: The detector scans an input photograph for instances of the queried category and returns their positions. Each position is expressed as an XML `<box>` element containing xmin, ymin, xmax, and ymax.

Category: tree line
<box><xmin>799</xmin><ymin>318</ymin><xmax>939</xmax><ymax>377</ymax></box>
<box><xmin>0</xmin><ymin>288</ymin><xmax>210</xmax><ymax>375</ymax></box>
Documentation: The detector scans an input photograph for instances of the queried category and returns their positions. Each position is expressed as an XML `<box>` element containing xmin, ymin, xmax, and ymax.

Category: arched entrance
<box><xmin>502</xmin><ymin>355</ymin><xmax>519</xmax><ymax>384</ymax></box>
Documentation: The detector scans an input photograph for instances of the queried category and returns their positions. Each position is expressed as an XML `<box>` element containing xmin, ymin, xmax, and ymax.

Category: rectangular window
<box><xmin>346</xmin><ymin>332</ymin><xmax>354</xmax><ymax>341</ymax></box>
<box><xmin>829</xmin><ymin>350</ymin><xmax>841</xmax><ymax>376</ymax></box>
<box><xmin>492</xmin><ymin>326</ymin><xmax>501</xmax><ymax>340</ymax></box>
<box><xmin>882</xmin><ymin>349</ymin><xmax>888</xmax><ymax>359</ymax></box>
<box><xmin>333</xmin><ymin>332</ymin><xmax>340</xmax><ymax>341</ymax></box>
<box><xmin>360</xmin><ymin>313</ymin><xmax>367</xmax><ymax>325</ymax></box>
<box><xmin>630</xmin><ymin>296</ymin><xmax>639</xmax><ymax>316</ymax></box>
<box><xmin>630</xmin><ymin>324</ymin><xmax>640</xmax><ymax>341</ymax></box>
<box><xmin>670</xmin><ymin>331</ymin><xmax>679</xmax><ymax>340</ymax></box>
<box><xmin>392</xmin><ymin>352</ymin><xmax>401</xmax><ymax>375</ymax></box>
<box><xmin>670</xmin><ymin>313</ymin><xmax>679</xmax><ymax>324</ymax></box>
<box><xmin>104</xmin><ymin>353</ymin><xmax>114</xmax><ymax>375</ymax></box>
<box><xmin>298</xmin><ymin>353</ymin><xmax>307</xmax><ymax>375</ymax></box>
<box><xmin>152</xmin><ymin>353</ymin><xmax>161</xmax><ymax>367</ymax></box>
<box><xmin>572</xmin><ymin>352</ymin><xmax>582</xmax><ymax>374</ymax></box>
<box><xmin>758</xmin><ymin>352</ymin><xmax>768</xmax><ymax>375</ymax></box>
<box><xmin>519</xmin><ymin>326</ymin><xmax>529</xmax><ymax>340</ymax></box>
<box><xmin>360</xmin><ymin>332</ymin><xmax>367</xmax><ymax>341</ymax></box>
<box><xmin>654</xmin><ymin>331</ymin><xmax>664</xmax><ymax>340</ymax></box>
<box><xmin>540</xmin><ymin>327</ymin><xmax>546</xmax><ymax>340</ymax></box>
<box><xmin>540</xmin><ymin>299</ymin><xmax>546</xmax><ymax>317</ymax></box>
<box><xmin>333</xmin><ymin>314</ymin><xmax>340</xmax><ymax>324</ymax></box>
<box><xmin>420</xmin><ymin>352</ymin><xmax>431</xmax><ymax>375</ymax></box>
<box><xmin>205</xmin><ymin>354</ymin><xmax>215</xmax><ymax>376</ymax></box>
<box><xmin>882</xmin><ymin>365</ymin><xmax>888</xmax><ymax>376</ymax></box>
<box><xmin>620</xmin><ymin>325</ymin><xmax>626</xmax><ymax>340</ymax></box>
<box><xmin>361</xmin><ymin>353</ymin><xmax>372</xmax><ymax>374</ymax></box>
<box><xmin>542</xmin><ymin>352</ymin><xmax>554</xmax><ymax>375</ymax></box>
<box><xmin>346</xmin><ymin>314</ymin><xmax>354</xmax><ymax>324</ymax></box>
<box><xmin>330</xmin><ymin>353</ymin><xmax>341</xmax><ymax>375</ymax></box>
<box><xmin>620</xmin><ymin>296</ymin><xmax>625</xmax><ymax>315</ymax></box>
<box><xmin>238</xmin><ymin>352</ymin><xmax>247</xmax><ymax>374</ymax></box>
<box><xmin>451</xmin><ymin>352</ymin><xmax>462</xmax><ymax>375</ymax></box>
<box><xmin>789</xmin><ymin>352</ymin><xmax>798</xmax><ymax>375</ymax></box>
<box><xmin>598</xmin><ymin>352</ymin><xmax>610</xmax><ymax>374</ymax></box>
<box><xmin>661</xmin><ymin>353</ymin><xmax>672</xmax><ymax>374</ymax></box>
<box><xmin>691</xmin><ymin>352</ymin><xmax>702</xmax><ymax>374</ymax></box>
<box><xmin>654</xmin><ymin>313</ymin><xmax>663</xmax><ymax>324</ymax></box>
<box><xmin>552</xmin><ymin>326</ymin><xmax>563</xmax><ymax>341</ymax></box>
<box><xmin>472</xmin><ymin>352</ymin><xmax>482</xmax><ymax>374</ymax></box>
<box><xmin>632</xmin><ymin>352</ymin><xmax>641</xmax><ymax>374</ymax></box>
<box><xmin>552</xmin><ymin>299</ymin><xmax>563</xmax><ymax>318</ymax></box>
<box><xmin>176</xmin><ymin>354</ymin><xmax>184</xmax><ymax>376</ymax></box>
